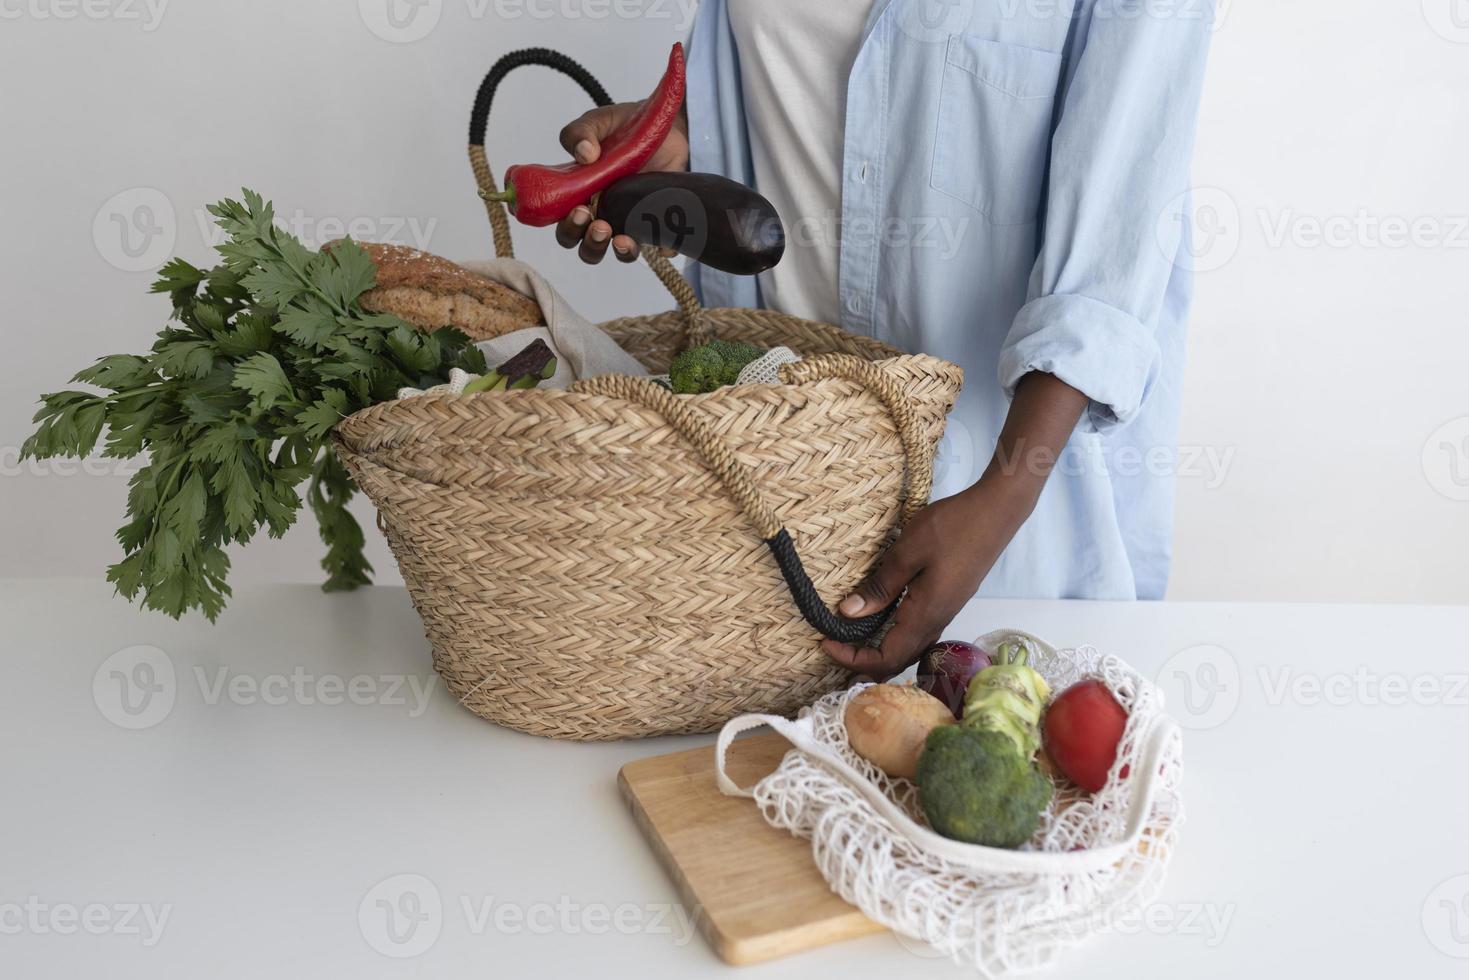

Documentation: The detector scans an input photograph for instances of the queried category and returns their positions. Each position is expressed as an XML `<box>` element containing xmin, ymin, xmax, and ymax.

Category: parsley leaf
<box><xmin>232</xmin><ymin>352</ymin><xmax>296</xmax><ymax>410</ymax></box>
<box><xmin>23</xmin><ymin>189</ymin><xmax>485</xmax><ymax>620</ymax></box>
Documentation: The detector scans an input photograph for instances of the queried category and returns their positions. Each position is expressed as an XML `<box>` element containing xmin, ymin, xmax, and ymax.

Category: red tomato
<box><xmin>1043</xmin><ymin>680</ymin><xmax>1128</xmax><ymax>793</ymax></box>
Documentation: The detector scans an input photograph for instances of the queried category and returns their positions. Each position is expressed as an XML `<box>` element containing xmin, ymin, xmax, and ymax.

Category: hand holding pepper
<box><xmin>554</xmin><ymin>102</ymin><xmax>690</xmax><ymax>264</ymax></box>
<box><xmin>482</xmin><ymin>43</ymin><xmax>686</xmax><ymax>261</ymax></box>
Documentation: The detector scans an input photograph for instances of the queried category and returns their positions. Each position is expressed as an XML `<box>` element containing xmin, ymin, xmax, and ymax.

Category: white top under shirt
<box><xmin>726</xmin><ymin>0</ymin><xmax>876</xmax><ymax>327</ymax></box>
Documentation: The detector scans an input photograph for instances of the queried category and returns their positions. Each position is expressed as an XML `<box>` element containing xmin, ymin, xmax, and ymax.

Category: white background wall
<box><xmin>1</xmin><ymin>0</ymin><xmax>1465</xmax><ymax>605</ymax></box>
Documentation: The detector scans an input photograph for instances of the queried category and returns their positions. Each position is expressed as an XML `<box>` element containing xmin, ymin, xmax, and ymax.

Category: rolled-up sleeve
<box><xmin>998</xmin><ymin>0</ymin><xmax>1214</xmax><ymax>432</ymax></box>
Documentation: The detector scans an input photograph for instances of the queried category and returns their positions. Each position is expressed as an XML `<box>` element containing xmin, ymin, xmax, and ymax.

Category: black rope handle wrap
<box><xmin>469</xmin><ymin>47</ymin><xmax>612</xmax><ymax>148</ymax></box>
<box><xmin>766</xmin><ymin>530</ymin><xmax>899</xmax><ymax>644</ymax></box>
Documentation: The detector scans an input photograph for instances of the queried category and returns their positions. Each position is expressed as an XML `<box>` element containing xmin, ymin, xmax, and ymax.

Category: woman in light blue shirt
<box><xmin>553</xmin><ymin>0</ymin><xmax>1214</xmax><ymax>675</ymax></box>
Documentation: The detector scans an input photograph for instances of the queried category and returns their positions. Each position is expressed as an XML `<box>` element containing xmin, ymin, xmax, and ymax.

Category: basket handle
<box><xmin>468</xmin><ymin>47</ymin><xmax>708</xmax><ymax>346</ymax></box>
<box><xmin>570</xmin><ymin>354</ymin><xmax>935</xmax><ymax>646</ymax></box>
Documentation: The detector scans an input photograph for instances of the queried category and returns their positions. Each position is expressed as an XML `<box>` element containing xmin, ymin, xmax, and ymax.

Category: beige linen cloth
<box><xmin>460</xmin><ymin>258</ymin><xmax>648</xmax><ymax>388</ymax></box>
<box><xmin>398</xmin><ymin>257</ymin><xmax>647</xmax><ymax>397</ymax></box>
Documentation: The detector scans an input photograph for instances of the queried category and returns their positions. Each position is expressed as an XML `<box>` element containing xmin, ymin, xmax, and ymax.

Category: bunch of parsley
<box><xmin>22</xmin><ymin>190</ymin><xmax>486</xmax><ymax>620</ymax></box>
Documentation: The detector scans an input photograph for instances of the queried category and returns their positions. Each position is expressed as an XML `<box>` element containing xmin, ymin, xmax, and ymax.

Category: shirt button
<box><xmin>846</xmin><ymin>294</ymin><xmax>861</xmax><ymax>314</ymax></box>
<box><xmin>856</xmin><ymin>162</ymin><xmax>869</xmax><ymax>183</ymax></box>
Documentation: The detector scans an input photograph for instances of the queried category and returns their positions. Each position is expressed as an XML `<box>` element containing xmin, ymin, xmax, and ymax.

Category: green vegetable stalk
<box><xmin>21</xmin><ymin>190</ymin><xmax>487</xmax><ymax>621</ymax></box>
<box><xmin>962</xmin><ymin>636</ymin><xmax>1052</xmax><ymax>759</ymax></box>
<box><xmin>461</xmin><ymin>338</ymin><xmax>557</xmax><ymax>393</ymax></box>
<box><xmin>917</xmin><ymin>635</ymin><xmax>1055</xmax><ymax>848</ymax></box>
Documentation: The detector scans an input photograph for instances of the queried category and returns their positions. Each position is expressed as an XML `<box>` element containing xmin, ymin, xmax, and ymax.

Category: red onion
<box><xmin>917</xmin><ymin>640</ymin><xmax>991</xmax><ymax>718</ymax></box>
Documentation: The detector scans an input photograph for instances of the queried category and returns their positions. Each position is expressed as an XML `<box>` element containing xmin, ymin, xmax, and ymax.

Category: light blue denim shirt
<box><xmin>684</xmin><ymin>0</ymin><xmax>1213</xmax><ymax>600</ymax></box>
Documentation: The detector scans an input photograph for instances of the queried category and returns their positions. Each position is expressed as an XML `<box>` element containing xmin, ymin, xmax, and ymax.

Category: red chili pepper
<box><xmin>486</xmin><ymin>43</ymin><xmax>686</xmax><ymax>228</ymax></box>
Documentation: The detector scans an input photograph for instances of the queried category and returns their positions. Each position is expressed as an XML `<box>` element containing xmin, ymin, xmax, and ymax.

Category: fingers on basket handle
<box><xmin>767</xmin><ymin>530</ymin><xmax>898</xmax><ymax>644</ymax></box>
<box><xmin>568</xmin><ymin>373</ymin><xmax>896</xmax><ymax>645</ymax></box>
<box><xmin>468</xmin><ymin>47</ymin><xmax>613</xmax><ymax>260</ymax></box>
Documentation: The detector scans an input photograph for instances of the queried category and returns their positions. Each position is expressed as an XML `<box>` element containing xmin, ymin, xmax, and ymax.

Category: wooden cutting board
<box><xmin>618</xmin><ymin>733</ymin><xmax>884</xmax><ymax>965</ymax></box>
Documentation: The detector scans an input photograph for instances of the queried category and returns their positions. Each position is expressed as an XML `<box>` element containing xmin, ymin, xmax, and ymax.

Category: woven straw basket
<box><xmin>329</xmin><ymin>50</ymin><xmax>964</xmax><ymax>740</ymax></box>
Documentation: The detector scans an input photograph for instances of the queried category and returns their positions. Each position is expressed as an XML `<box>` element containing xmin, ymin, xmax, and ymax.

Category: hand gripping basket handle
<box><xmin>468</xmin><ymin>47</ymin><xmax>709</xmax><ymax>346</ymax></box>
<box><xmin>571</xmin><ymin>354</ymin><xmax>936</xmax><ymax>645</ymax></box>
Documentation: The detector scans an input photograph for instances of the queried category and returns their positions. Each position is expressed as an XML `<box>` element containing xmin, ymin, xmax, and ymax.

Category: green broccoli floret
<box><xmin>668</xmin><ymin>345</ymin><xmax>725</xmax><ymax>394</ymax></box>
<box><xmin>704</xmin><ymin>339</ymin><xmax>764</xmax><ymax>368</ymax></box>
<box><xmin>916</xmin><ymin>725</ymin><xmax>1054</xmax><ymax>848</ymax></box>
<box><xmin>668</xmin><ymin>340</ymin><xmax>765</xmax><ymax>394</ymax></box>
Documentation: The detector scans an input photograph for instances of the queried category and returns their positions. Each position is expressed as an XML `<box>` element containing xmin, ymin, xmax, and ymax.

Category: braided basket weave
<box><xmin>329</xmin><ymin>50</ymin><xmax>963</xmax><ymax>740</ymax></box>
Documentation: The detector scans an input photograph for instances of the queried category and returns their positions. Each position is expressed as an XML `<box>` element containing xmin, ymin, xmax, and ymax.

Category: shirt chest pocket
<box><xmin>929</xmin><ymin>35</ymin><xmax>1064</xmax><ymax>227</ymax></box>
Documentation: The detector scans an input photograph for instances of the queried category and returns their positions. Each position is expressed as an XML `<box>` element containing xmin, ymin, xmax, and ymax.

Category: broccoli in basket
<box><xmin>668</xmin><ymin>340</ymin><xmax>764</xmax><ymax>394</ymax></box>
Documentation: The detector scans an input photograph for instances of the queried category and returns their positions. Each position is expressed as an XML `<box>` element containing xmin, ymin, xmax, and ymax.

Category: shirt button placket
<box><xmin>842</xmin><ymin>149</ymin><xmax>876</xmax><ymax>331</ymax></box>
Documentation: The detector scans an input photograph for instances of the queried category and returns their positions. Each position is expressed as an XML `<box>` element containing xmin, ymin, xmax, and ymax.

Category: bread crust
<box><xmin>342</xmin><ymin>241</ymin><xmax>544</xmax><ymax>340</ymax></box>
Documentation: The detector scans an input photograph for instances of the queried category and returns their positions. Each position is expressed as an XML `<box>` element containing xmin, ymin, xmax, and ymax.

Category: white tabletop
<box><xmin>2</xmin><ymin>580</ymin><xmax>1466</xmax><ymax>978</ymax></box>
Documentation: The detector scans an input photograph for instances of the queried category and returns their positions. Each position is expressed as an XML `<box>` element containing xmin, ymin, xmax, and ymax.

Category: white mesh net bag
<box><xmin>734</xmin><ymin>346</ymin><xmax>801</xmax><ymax>384</ymax></box>
<box><xmin>714</xmin><ymin>629</ymin><xmax>1184</xmax><ymax>976</ymax></box>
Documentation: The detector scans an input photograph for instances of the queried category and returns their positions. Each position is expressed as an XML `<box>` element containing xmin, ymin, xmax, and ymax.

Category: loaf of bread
<box><xmin>344</xmin><ymin>241</ymin><xmax>544</xmax><ymax>340</ymax></box>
